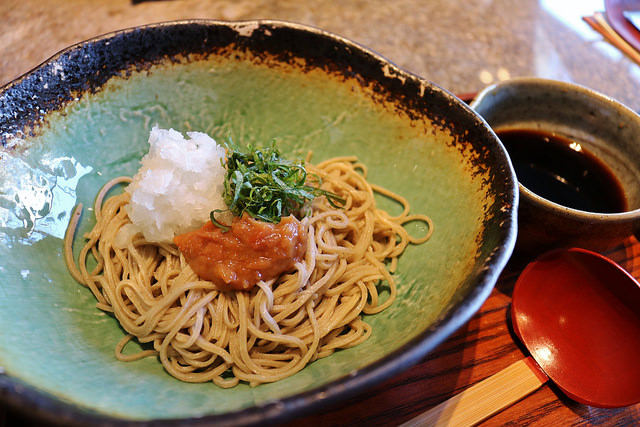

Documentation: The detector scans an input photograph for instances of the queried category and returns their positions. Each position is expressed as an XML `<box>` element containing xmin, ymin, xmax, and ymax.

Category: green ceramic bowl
<box><xmin>0</xmin><ymin>20</ymin><xmax>517</xmax><ymax>426</ymax></box>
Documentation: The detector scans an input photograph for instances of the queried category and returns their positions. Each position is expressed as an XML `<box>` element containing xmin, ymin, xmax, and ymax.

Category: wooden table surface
<box><xmin>283</xmin><ymin>238</ymin><xmax>640</xmax><ymax>426</ymax></box>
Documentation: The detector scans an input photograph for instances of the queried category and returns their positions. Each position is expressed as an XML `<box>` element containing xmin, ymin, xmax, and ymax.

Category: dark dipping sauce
<box><xmin>497</xmin><ymin>129</ymin><xmax>628</xmax><ymax>213</ymax></box>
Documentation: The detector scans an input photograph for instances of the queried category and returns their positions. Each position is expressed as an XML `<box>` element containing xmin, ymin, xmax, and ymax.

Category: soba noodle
<box><xmin>65</xmin><ymin>156</ymin><xmax>432</xmax><ymax>387</ymax></box>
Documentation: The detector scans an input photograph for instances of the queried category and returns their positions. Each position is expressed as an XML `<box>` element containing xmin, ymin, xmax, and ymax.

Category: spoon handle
<box><xmin>399</xmin><ymin>357</ymin><xmax>548</xmax><ymax>427</ymax></box>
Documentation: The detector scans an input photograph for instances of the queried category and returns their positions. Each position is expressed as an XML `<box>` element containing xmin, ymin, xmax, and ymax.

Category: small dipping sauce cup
<box><xmin>470</xmin><ymin>78</ymin><xmax>640</xmax><ymax>255</ymax></box>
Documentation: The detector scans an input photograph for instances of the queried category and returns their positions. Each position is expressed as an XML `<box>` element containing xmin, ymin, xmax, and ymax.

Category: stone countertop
<box><xmin>1</xmin><ymin>0</ymin><xmax>639</xmax><ymax>111</ymax></box>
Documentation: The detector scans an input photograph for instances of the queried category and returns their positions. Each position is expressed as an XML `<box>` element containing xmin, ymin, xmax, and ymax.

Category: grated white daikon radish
<box><xmin>124</xmin><ymin>126</ymin><xmax>229</xmax><ymax>243</ymax></box>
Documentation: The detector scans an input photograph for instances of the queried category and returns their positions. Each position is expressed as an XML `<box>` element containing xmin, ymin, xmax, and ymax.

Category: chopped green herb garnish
<box><xmin>211</xmin><ymin>138</ymin><xmax>344</xmax><ymax>227</ymax></box>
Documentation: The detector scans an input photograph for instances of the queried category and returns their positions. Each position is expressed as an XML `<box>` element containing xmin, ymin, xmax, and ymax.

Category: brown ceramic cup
<box><xmin>471</xmin><ymin>77</ymin><xmax>640</xmax><ymax>256</ymax></box>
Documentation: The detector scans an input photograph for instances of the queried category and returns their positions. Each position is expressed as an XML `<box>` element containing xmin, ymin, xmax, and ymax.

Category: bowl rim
<box><xmin>0</xmin><ymin>18</ymin><xmax>518</xmax><ymax>427</ymax></box>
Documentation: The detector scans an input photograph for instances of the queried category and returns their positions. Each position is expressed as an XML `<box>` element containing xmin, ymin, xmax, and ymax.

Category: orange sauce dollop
<box><xmin>173</xmin><ymin>215</ymin><xmax>307</xmax><ymax>291</ymax></box>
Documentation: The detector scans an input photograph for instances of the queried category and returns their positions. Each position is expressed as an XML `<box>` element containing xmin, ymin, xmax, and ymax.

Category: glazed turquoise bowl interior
<box><xmin>0</xmin><ymin>20</ymin><xmax>517</xmax><ymax>426</ymax></box>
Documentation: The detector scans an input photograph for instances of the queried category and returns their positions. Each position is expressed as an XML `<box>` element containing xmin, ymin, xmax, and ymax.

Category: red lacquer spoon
<box><xmin>401</xmin><ymin>248</ymin><xmax>640</xmax><ymax>426</ymax></box>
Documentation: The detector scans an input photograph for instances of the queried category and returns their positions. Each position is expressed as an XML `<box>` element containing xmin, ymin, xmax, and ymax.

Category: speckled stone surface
<box><xmin>1</xmin><ymin>0</ymin><xmax>639</xmax><ymax>111</ymax></box>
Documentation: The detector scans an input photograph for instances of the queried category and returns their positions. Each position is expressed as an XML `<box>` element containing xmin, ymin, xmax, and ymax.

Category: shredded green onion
<box><xmin>210</xmin><ymin>138</ymin><xmax>344</xmax><ymax>229</ymax></box>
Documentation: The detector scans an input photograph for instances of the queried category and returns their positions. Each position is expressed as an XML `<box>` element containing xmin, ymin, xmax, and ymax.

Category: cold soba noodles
<box><xmin>65</xmin><ymin>127</ymin><xmax>433</xmax><ymax>387</ymax></box>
